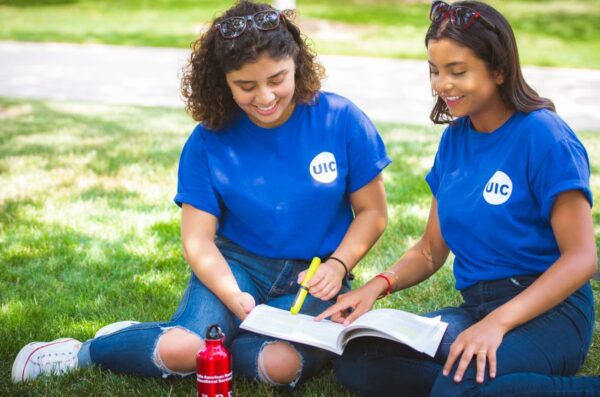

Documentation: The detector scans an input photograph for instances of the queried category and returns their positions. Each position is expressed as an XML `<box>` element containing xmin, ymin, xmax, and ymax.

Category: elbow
<box><xmin>372</xmin><ymin>208</ymin><xmax>388</xmax><ymax>240</ymax></box>
<box><xmin>181</xmin><ymin>241</ymin><xmax>191</xmax><ymax>264</ymax></box>
<box><xmin>379</xmin><ymin>208</ymin><xmax>389</xmax><ymax>235</ymax></box>
<box><xmin>585</xmin><ymin>251</ymin><xmax>598</xmax><ymax>280</ymax></box>
<box><xmin>181</xmin><ymin>237</ymin><xmax>200</xmax><ymax>265</ymax></box>
<box><xmin>574</xmin><ymin>247</ymin><xmax>599</xmax><ymax>280</ymax></box>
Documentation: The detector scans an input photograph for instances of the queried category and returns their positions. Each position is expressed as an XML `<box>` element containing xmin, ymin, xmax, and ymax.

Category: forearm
<box><xmin>489</xmin><ymin>191</ymin><xmax>597</xmax><ymax>333</ymax></box>
<box><xmin>487</xmin><ymin>252</ymin><xmax>597</xmax><ymax>333</ymax></box>
<box><xmin>329</xmin><ymin>207</ymin><xmax>387</xmax><ymax>272</ymax></box>
<box><xmin>368</xmin><ymin>238</ymin><xmax>448</xmax><ymax>298</ymax></box>
<box><xmin>183</xmin><ymin>237</ymin><xmax>242</xmax><ymax>306</ymax></box>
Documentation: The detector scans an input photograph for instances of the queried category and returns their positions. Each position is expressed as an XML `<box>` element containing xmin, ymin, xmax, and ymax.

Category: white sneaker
<box><xmin>11</xmin><ymin>338</ymin><xmax>81</xmax><ymax>383</ymax></box>
<box><xmin>94</xmin><ymin>320</ymin><xmax>139</xmax><ymax>338</ymax></box>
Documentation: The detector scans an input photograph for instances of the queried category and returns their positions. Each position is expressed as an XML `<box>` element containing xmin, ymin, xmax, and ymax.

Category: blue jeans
<box><xmin>335</xmin><ymin>275</ymin><xmax>600</xmax><ymax>396</ymax></box>
<box><xmin>84</xmin><ymin>236</ymin><xmax>349</xmax><ymax>386</ymax></box>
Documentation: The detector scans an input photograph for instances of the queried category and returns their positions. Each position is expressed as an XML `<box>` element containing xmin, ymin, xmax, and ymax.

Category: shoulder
<box><xmin>519</xmin><ymin>109</ymin><xmax>578</xmax><ymax>144</ymax></box>
<box><xmin>310</xmin><ymin>91</ymin><xmax>364</xmax><ymax>116</ymax></box>
<box><xmin>516</xmin><ymin>109</ymin><xmax>588</xmax><ymax>172</ymax></box>
<box><xmin>515</xmin><ymin>109</ymin><xmax>587</xmax><ymax>161</ymax></box>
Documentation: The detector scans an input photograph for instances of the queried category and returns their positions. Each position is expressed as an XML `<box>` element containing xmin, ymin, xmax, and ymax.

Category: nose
<box><xmin>254</xmin><ymin>86</ymin><xmax>276</xmax><ymax>105</ymax></box>
<box><xmin>432</xmin><ymin>74</ymin><xmax>453</xmax><ymax>95</ymax></box>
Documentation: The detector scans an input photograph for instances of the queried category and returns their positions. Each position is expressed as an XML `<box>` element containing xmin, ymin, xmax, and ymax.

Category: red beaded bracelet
<box><xmin>374</xmin><ymin>273</ymin><xmax>392</xmax><ymax>299</ymax></box>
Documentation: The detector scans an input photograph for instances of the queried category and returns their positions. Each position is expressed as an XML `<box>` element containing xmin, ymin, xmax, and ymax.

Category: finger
<box><xmin>315</xmin><ymin>301</ymin><xmax>349</xmax><ymax>321</ymax></box>
<box><xmin>476</xmin><ymin>351</ymin><xmax>487</xmax><ymax>383</ymax></box>
<box><xmin>318</xmin><ymin>285</ymin><xmax>339</xmax><ymax>301</ymax></box>
<box><xmin>341</xmin><ymin>304</ymin><xmax>367</xmax><ymax>325</ymax></box>
<box><xmin>453</xmin><ymin>350</ymin><xmax>475</xmax><ymax>383</ymax></box>
<box><xmin>322</xmin><ymin>286</ymin><xmax>341</xmax><ymax>302</ymax></box>
<box><xmin>443</xmin><ymin>345</ymin><xmax>462</xmax><ymax>376</ymax></box>
<box><xmin>488</xmin><ymin>350</ymin><xmax>497</xmax><ymax>379</ymax></box>
<box><xmin>297</xmin><ymin>270</ymin><xmax>306</xmax><ymax>283</ymax></box>
<box><xmin>308</xmin><ymin>279</ymin><xmax>327</xmax><ymax>296</ymax></box>
<box><xmin>331</xmin><ymin>308</ymin><xmax>349</xmax><ymax>323</ymax></box>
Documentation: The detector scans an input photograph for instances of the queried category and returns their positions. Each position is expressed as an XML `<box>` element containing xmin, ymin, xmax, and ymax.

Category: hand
<box><xmin>443</xmin><ymin>316</ymin><xmax>507</xmax><ymax>383</ymax></box>
<box><xmin>227</xmin><ymin>292</ymin><xmax>256</xmax><ymax>321</ymax></box>
<box><xmin>315</xmin><ymin>282</ymin><xmax>381</xmax><ymax>325</ymax></box>
<box><xmin>297</xmin><ymin>259</ymin><xmax>346</xmax><ymax>301</ymax></box>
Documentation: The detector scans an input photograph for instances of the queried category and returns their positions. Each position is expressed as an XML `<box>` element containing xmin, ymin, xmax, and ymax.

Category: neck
<box><xmin>470</xmin><ymin>103</ymin><xmax>514</xmax><ymax>133</ymax></box>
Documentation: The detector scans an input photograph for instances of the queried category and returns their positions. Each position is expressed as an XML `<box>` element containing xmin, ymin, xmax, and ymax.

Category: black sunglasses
<box><xmin>215</xmin><ymin>9</ymin><xmax>290</xmax><ymax>39</ymax></box>
<box><xmin>430</xmin><ymin>1</ymin><xmax>498</xmax><ymax>34</ymax></box>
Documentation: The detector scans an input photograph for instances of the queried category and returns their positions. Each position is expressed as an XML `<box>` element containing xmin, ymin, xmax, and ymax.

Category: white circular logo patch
<box><xmin>309</xmin><ymin>152</ymin><xmax>337</xmax><ymax>184</ymax></box>
<box><xmin>483</xmin><ymin>171</ymin><xmax>513</xmax><ymax>205</ymax></box>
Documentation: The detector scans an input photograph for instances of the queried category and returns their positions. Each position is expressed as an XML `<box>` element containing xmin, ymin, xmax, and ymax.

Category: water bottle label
<box><xmin>197</xmin><ymin>372</ymin><xmax>233</xmax><ymax>384</ymax></box>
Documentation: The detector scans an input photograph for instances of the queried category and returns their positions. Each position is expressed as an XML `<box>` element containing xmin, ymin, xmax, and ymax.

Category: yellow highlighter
<box><xmin>290</xmin><ymin>257</ymin><xmax>321</xmax><ymax>315</ymax></box>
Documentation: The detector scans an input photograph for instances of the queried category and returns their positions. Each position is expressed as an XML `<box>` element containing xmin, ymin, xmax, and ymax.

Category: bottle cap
<box><xmin>205</xmin><ymin>324</ymin><xmax>224</xmax><ymax>340</ymax></box>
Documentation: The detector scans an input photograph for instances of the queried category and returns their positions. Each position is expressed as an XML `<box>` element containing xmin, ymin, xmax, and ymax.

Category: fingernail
<box><xmin>442</xmin><ymin>370</ymin><xmax>448</xmax><ymax>376</ymax></box>
<box><xmin>454</xmin><ymin>376</ymin><xmax>460</xmax><ymax>382</ymax></box>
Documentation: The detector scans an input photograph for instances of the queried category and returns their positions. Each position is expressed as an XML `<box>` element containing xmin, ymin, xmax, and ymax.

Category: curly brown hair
<box><xmin>180</xmin><ymin>1</ymin><xmax>325</xmax><ymax>131</ymax></box>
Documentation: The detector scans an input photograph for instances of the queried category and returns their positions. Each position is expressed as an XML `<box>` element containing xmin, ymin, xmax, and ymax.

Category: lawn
<box><xmin>0</xmin><ymin>0</ymin><xmax>599</xmax><ymax>68</ymax></box>
<box><xmin>1</xmin><ymin>97</ymin><xmax>599</xmax><ymax>396</ymax></box>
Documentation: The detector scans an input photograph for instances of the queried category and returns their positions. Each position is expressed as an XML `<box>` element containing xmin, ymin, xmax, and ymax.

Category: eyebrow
<box><xmin>428</xmin><ymin>60</ymin><xmax>467</xmax><ymax>68</ymax></box>
<box><xmin>233</xmin><ymin>69</ymin><xmax>288</xmax><ymax>84</ymax></box>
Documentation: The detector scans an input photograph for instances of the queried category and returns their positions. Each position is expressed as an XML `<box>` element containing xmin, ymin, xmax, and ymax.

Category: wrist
<box><xmin>324</xmin><ymin>260</ymin><xmax>347</xmax><ymax>281</ymax></box>
<box><xmin>367</xmin><ymin>276</ymin><xmax>390</xmax><ymax>300</ymax></box>
<box><xmin>326</xmin><ymin>256</ymin><xmax>355</xmax><ymax>281</ymax></box>
<box><xmin>373</xmin><ymin>273</ymin><xmax>393</xmax><ymax>299</ymax></box>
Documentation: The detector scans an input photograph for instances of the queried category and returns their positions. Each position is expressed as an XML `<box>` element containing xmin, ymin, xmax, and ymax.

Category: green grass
<box><xmin>0</xmin><ymin>0</ymin><xmax>599</xmax><ymax>68</ymax></box>
<box><xmin>0</xmin><ymin>97</ymin><xmax>599</xmax><ymax>396</ymax></box>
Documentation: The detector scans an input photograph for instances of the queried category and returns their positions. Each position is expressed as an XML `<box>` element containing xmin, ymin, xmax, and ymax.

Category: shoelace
<box><xmin>32</xmin><ymin>351</ymin><xmax>76</xmax><ymax>374</ymax></box>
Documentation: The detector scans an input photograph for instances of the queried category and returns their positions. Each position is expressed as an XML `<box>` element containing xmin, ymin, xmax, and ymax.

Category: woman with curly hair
<box><xmin>12</xmin><ymin>0</ymin><xmax>390</xmax><ymax>388</ymax></box>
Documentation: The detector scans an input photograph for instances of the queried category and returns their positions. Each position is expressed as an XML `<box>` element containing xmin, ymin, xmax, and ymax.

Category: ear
<box><xmin>494</xmin><ymin>69</ymin><xmax>505</xmax><ymax>85</ymax></box>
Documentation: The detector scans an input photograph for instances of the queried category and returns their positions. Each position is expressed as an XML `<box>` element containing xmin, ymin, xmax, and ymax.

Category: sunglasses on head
<box><xmin>215</xmin><ymin>9</ymin><xmax>290</xmax><ymax>39</ymax></box>
<box><xmin>430</xmin><ymin>1</ymin><xmax>498</xmax><ymax>33</ymax></box>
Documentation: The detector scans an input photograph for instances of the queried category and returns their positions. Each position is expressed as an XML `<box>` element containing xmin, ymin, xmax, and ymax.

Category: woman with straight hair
<box><xmin>318</xmin><ymin>1</ymin><xmax>599</xmax><ymax>396</ymax></box>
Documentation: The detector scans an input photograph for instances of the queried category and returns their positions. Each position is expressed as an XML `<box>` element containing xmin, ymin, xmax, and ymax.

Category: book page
<box><xmin>344</xmin><ymin>309</ymin><xmax>447</xmax><ymax>357</ymax></box>
<box><xmin>240</xmin><ymin>304</ymin><xmax>346</xmax><ymax>354</ymax></box>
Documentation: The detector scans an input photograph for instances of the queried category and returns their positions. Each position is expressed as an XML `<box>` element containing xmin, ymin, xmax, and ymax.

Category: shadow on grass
<box><xmin>0</xmin><ymin>100</ymin><xmax>186</xmax><ymax>176</ymax></box>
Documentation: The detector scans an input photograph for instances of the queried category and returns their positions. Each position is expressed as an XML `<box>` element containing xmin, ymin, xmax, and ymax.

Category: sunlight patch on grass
<box><xmin>133</xmin><ymin>269</ymin><xmax>178</xmax><ymax>288</ymax></box>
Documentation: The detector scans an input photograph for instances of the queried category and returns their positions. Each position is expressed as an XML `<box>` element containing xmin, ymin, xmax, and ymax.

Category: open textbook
<box><xmin>240</xmin><ymin>304</ymin><xmax>448</xmax><ymax>357</ymax></box>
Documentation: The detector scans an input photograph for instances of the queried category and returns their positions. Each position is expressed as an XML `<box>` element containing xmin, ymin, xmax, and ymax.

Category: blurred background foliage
<box><xmin>0</xmin><ymin>0</ymin><xmax>599</xmax><ymax>67</ymax></box>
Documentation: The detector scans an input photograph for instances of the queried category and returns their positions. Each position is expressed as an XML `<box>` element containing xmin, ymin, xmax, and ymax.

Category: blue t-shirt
<box><xmin>426</xmin><ymin>109</ymin><xmax>592</xmax><ymax>290</ymax></box>
<box><xmin>175</xmin><ymin>91</ymin><xmax>391</xmax><ymax>260</ymax></box>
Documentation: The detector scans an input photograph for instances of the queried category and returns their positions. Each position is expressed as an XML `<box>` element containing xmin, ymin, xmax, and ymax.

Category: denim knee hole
<box><xmin>152</xmin><ymin>326</ymin><xmax>201</xmax><ymax>378</ymax></box>
<box><xmin>257</xmin><ymin>341</ymin><xmax>303</xmax><ymax>387</ymax></box>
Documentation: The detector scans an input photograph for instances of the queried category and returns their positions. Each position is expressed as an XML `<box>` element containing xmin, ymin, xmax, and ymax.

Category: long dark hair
<box><xmin>181</xmin><ymin>1</ymin><xmax>324</xmax><ymax>131</ymax></box>
<box><xmin>425</xmin><ymin>1</ymin><xmax>554</xmax><ymax>124</ymax></box>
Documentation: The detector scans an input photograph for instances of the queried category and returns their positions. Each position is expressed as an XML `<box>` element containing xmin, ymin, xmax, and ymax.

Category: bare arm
<box><xmin>181</xmin><ymin>204</ymin><xmax>255</xmax><ymax>320</ymax></box>
<box><xmin>446</xmin><ymin>190</ymin><xmax>597</xmax><ymax>383</ymax></box>
<box><xmin>305</xmin><ymin>174</ymin><xmax>389</xmax><ymax>300</ymax></box>
<box><xmin>317</xmin><ymin>197</ymin><xmax>450</xmax><ymax>323</ymax></box>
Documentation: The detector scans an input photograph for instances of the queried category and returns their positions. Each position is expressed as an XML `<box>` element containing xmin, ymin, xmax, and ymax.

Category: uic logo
<box><xmin>309</xmin><ymin>152</ymin><xmax>337</xmax><ymax>183</ymax></box>
<box><xmin>483</xmin><ymin>170</ymin><xmax>512</xmax><ymax>205</ymax></box>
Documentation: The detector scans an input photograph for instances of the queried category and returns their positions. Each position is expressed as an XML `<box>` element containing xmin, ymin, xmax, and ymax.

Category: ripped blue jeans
<box><xmin>83</xmin><ymin>236</ymin><xmax>349</xmax><ymax>386</ymax></box>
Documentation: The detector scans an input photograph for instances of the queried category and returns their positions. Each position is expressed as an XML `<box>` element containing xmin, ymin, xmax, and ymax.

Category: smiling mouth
<box><xmin>444</xmin><ymin>95</ymin><xmax>464</xmax><ymax>106</ymax></box>
<box><xmin>254</xmin><ymin>100</ymin><xmax>279</xmax><ymax>116</ymax></box>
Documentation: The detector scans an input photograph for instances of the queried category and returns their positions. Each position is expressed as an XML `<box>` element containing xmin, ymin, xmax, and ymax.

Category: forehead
<box><xmin>427</xmin><ymin>38</ymin><xmax>479</xmax><ymax>65</ymax></box>
<box><xmin>226</xmin><ymin>54</ymin><xmax>295</xmax><ymax>81</ymax></box>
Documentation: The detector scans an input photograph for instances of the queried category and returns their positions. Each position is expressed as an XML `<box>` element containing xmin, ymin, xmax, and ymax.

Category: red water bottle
<box><xmin>196</xmin><ymin>324</ymin><xmax>233</xmax><ymax>397</ymax></box>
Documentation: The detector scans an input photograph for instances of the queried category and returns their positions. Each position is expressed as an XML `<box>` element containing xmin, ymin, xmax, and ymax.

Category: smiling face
<box><xmin>428</xmin><ymin>38</ymin><xmax>510</xmax><ymax>132</ymax></box>
<box><xmin>225</xmin><ymin>54</ymin><xmax>296</xmax><ymax>129</ymax></box>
